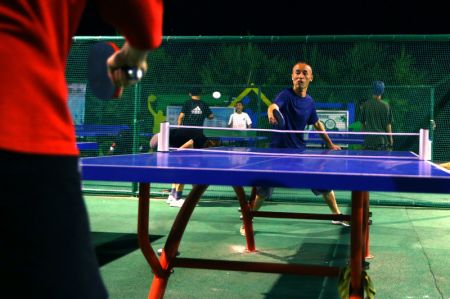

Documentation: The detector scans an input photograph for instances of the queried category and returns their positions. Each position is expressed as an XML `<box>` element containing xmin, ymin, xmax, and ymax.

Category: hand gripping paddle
<box><xmin>87</xmin><ymin>42</ymin><xmax>143</xmax><ymax>100</ymax></box>
<box><xmin>272</xmin><ymin>109</ymin><xmax>286</xmax><ymax>129</ymax></box>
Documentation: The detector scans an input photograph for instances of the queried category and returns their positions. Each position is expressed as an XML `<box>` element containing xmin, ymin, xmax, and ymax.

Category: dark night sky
<box><xmin>76</xmin><ymin>1</ymin><xmax>448</xmax><ymax>36</ymax></box>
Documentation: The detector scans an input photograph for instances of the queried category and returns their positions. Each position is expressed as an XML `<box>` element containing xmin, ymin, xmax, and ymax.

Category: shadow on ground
<box><xmin>92</xmin><ymin>232</ymin><xmax>164</xmax><ymax>266</ymax></box>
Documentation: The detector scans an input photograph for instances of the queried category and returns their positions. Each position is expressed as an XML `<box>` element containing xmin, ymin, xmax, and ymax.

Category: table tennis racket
<box><xmin>87</xmin><ymin>42</ymin><xmax>143</xmax><ymax>100</ymax></box>
<box><xmin>272</xmin><ymin>109</ymin><xmax>285</xmax><ymax>128</ymax></box>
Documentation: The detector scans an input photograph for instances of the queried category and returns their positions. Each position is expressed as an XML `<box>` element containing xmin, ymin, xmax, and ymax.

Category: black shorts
<box><xmin>0</xmin><ymin>150</ymin><xmax>107</xmax><ymax>299</ymax></box>
<box><xmin>170</xmin><ymin>128</ymin><xmax>207</xmax><ymax>149</ymax></box>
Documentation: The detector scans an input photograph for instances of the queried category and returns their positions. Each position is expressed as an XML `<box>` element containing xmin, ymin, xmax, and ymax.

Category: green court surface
<box><xmin>86</xmin><ymin>193</ymin><xmax>450</xmax><ymax>299</ymax></box>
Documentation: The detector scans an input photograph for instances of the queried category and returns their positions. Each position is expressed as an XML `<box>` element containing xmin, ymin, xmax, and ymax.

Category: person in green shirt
<box><xmin>361</xmin><ymin>81</ymin><xmax>394</xmax><ymax>150</ymax></box>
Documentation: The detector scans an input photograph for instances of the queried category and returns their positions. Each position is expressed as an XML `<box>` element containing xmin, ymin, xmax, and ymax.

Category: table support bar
<box><xmin>173</xmin><ymin>258</ymin><xmax>340</xmax><ymax>276</ymax></box>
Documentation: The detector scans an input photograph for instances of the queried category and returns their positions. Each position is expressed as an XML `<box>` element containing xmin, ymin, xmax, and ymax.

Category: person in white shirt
<box><xmin>228</xmin><ymin>101</ymin><xmax>252</xmax><ymax>129</ymax></box>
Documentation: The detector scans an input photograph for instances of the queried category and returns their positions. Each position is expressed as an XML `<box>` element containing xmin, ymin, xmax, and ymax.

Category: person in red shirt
<box><xmin>0</xmin><ymin>1</ymin><xmax>163</xmax><ymax>298</ymax></box>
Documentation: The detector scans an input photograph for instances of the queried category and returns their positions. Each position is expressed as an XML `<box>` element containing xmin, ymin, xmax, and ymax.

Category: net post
<box><xmin>419</xmin><ymin>129</ymin><xmax>431</xmax><ymax>161</ymax></box>
<box><xmin>157</xmin><ymin>122</ymin><xmax>170</xmax><ymax>152</ymax></box>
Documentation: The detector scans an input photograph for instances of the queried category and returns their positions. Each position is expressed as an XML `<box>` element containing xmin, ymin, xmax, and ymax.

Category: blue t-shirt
<box><xmin>270</xmin><ymin>88</ymin><xmax>319</xmax><ymax>149</ymax></box>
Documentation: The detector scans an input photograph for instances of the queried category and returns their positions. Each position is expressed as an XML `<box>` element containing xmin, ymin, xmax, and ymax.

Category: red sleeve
<box><xmin>95</xmin><ymin>0</ymin><xmax>163</xmax><ymax>49</ymax></box>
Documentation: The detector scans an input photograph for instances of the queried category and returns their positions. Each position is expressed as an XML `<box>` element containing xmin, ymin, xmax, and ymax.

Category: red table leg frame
<box><xmin>349</xmin><ymin>191</ymin><xmax>369</xmax><ymax>299</ymax></box>
<box><xmin>137</xmin><ymin>183</ymin><xmax>369</xmax><ymax>299</ymax></box>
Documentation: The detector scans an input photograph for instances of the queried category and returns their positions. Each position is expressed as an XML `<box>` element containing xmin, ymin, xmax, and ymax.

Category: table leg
<box><xmin>349</xmin><ymin>191</ymin><xmax>365</xmax><ymax>299</ymax></box>
<box><xmin>362</xmin><ymin>192</ymin><xmax>372</xmax><ymax>259</ymax></box>
<box><xmin>233</xmin><ymin>186</ymin><xmax>256</xmax><ymax>251</ymax></box>
<box><xmin>137</xmin><ymin>183</ymin><xmax>164</xmax><ymax>277</ymax></box>
<box><xmin>148</xmin><ymin>184</ymin><xmax>209</xmax><ymax>299</ymax></box>
<box><xmin>137</xmin><ymin>183</ymin><xmax>167</xmax><ymax>299</ymax></box>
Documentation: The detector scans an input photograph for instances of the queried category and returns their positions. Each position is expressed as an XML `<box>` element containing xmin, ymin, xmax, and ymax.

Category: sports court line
<box><xmin>175</xmin><ymin>147</ymin><xmax>420</xmax><ymax>160</ymax></box>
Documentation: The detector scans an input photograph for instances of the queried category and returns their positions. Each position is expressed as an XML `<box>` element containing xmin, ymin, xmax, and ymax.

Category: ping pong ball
<box><xmin>212</xmin><ymin>91</ymin><xmax>221</xmax><ymax>99</ymax></box>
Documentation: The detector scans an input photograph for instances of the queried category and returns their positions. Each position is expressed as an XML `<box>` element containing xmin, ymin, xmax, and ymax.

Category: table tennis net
<box><xmin>157</xmin><ymin>124</ymin><xmax>427</xmax><ymax>160</ymax></box>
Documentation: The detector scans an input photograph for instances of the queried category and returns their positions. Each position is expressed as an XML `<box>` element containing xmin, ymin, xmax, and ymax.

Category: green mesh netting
<box><xmin>68</xmin><ymin>35</ymin><xmax>450</xmax><ymax>205</ymax></box>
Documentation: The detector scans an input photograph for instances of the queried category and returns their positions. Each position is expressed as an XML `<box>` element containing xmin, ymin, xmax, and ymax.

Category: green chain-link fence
<box><xmin>68</xmin><ymin>35</ymin><xmax>450</xmax><ymax>204</ymax></box>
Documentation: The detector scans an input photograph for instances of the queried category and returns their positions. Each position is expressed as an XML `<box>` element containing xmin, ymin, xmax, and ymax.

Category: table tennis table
<box><xmin>306</xmin><ymin>134</ymin><xmax>364</xmax><ymax>148</ymax></box>
<box><xmin>208</xmin><ymin>135</ymin><xmax>268</xmax><ymax>147</ymax></box>
<box><xmin>140</xmin><ymin>132</ymin><xmax>268</xmax><ymax>147</ymax></box>
<box><xmin>75</xmin><ymin>124</ymin><xmax>130</xmax><ymax>138</ymax></box>
<box><xmin>77</xmin><ymin>141</ymin><xmax>99</xmax><ymax>151</ymax></box>
<box><xmin>80</xmin><ymin>147</ymin><xmax>450</xmax><ymax>298</ymax></box>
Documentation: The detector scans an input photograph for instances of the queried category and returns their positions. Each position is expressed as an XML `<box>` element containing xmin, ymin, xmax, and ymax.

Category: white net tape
<box><xmin>157</xmin><ymin>124</ymin><xmax>430</xmax><ymax>160</ymax></box>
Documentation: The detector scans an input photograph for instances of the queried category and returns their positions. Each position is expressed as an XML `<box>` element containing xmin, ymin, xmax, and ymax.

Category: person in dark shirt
<box><xmin>178</xmin><ymin>87</ymin><xmax>214</xmax><ymax>126</ymax></box>
<box><xmin>149</xmin><ymin>128</ymin><xmax>218</xmax><ymax>207</ymax></box>
<box><xmin>361</xmin><ymin>81</ymin><xmax>394</xmax><ymax>150</ymax></box>
<box><xmin>166</xmin><ymin>87</ymin><xmax>215</xmax><ymax>207</ymax></box>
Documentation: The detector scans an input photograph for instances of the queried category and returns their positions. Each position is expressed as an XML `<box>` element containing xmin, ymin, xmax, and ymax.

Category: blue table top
<box><xmin>77</xmin><ymin>142</ymin><xmax>99</xmax><ymax>151</ymax></box>
<box><xmin>81</xmin><ymin>147</ymin><xmax>450</xmax><ymax>193</ymax></box>
<box><xmin>75</xmin><ymin>124</ymin><xmax>130</xmax><ymax>137</ymax></box>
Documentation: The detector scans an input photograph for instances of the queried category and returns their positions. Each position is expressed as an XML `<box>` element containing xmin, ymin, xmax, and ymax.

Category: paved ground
<box><xmin>85</xmin><ymin>194</ymin><xmax>450</xmax><ymax>299</ymax></box>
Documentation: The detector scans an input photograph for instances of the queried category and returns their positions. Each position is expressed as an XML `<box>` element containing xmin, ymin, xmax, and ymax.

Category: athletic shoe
<box><xmin>170</xmin><ymin>199</ymin><xmax>185</xmax><ymax>208</ymax></box>
<box><xmin>166</xmin><ymin>194</ymin><xmax>176</xmax><ymax>204</ymax></box>
<box><xmin>332</xmin><ymin>220</ymin><xmax>350</xmax><ymax>227</ymax></box>
<box><xmin>239</xmin><ymin>225</ymin><xmax>246</xmax><ymax>236</ymax></box>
